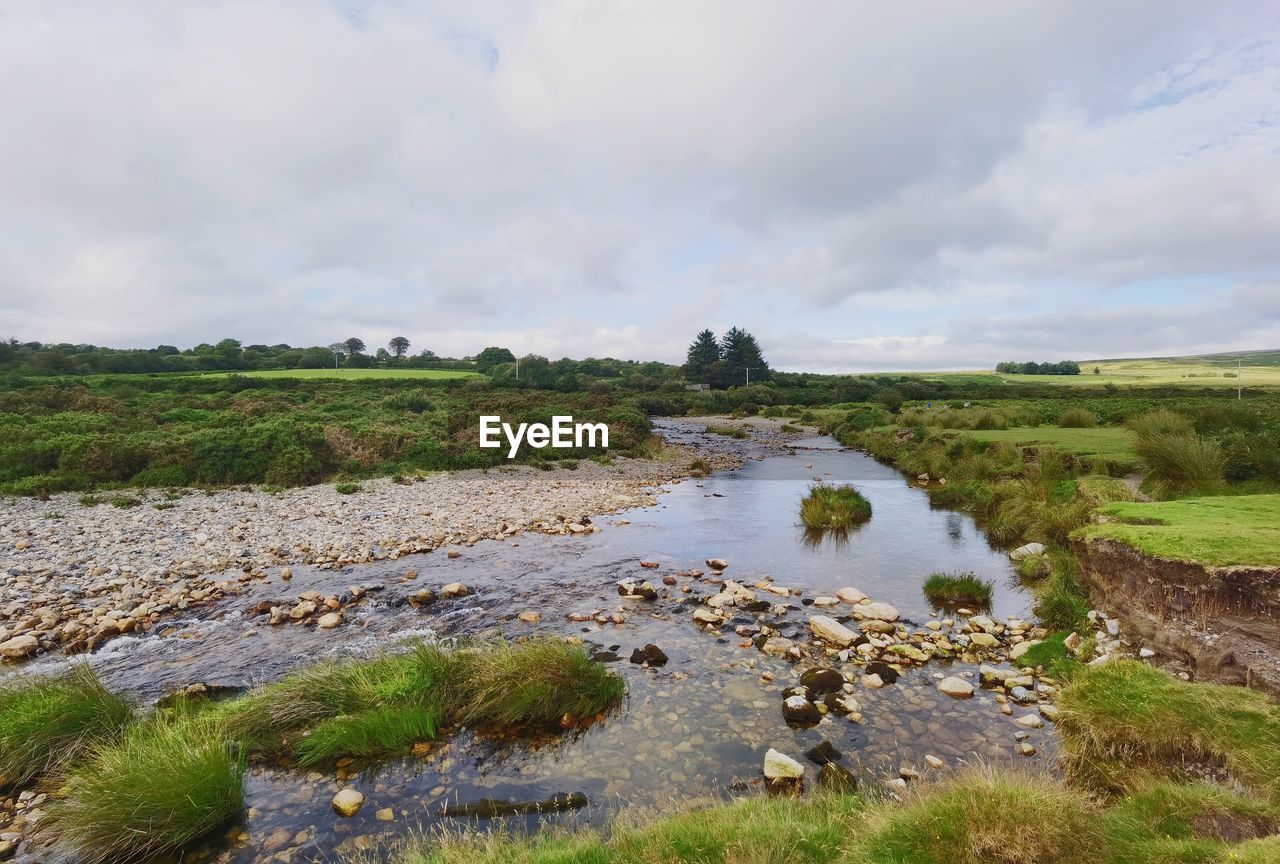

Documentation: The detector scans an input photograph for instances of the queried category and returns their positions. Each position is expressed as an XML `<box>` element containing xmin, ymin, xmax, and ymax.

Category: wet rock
<box><xmin>441</xmin><ymin>582</ymin><xmax>471</xmax><ymax>598</ymax></box>
<box><xmin>332</xmin><ymin>788</ymin><xmax>364</xmax><ymax>817</ymax></box>
<box><xmin>629</xmin><ymin>644</ymin><xmax>669</xmax><ymax>667</ymax></box>
<box><xmin>376</xmin><ymin>808</ymin><xmax>395</xmax><ymax>821</ymax></box>
<box><xmin>518</xmin><ymin>611</ymin><xmax>541</xmax><ymax>623</ymax></box>
<box><xmin>0</xmin><ymin>634</ymin><xmax>38</xmax><ymax>659</ymax></box>
<box><xmin>693</xmin><ymin>608</ymin><xmax>724</xmax><ymax>626</ymax></box>
<box><xmin>706</xmin><ymin>558</ymin><xmax>729</xmax><ymax>571</ymax></box>
<box><xmin>968</xmin><ymin>632</ymin><xmax>999</xmax><ymax>648</ymax></box>
<box><xmin>924</xmin><ymin>754</ymin><xmax>945</xmax><ymax>769</ymax></box>
<box><xmin>407</xmin><ymin>588</ymin><xmax>438</xmax><ymax>607</ymax></box>
<box><xmin>817</xmin><ymin>762</ymin><xmax>858</xmax><ymax>791</ymax></box>
<box><xmin>262</xmin><ymin>828</ymin><xmax>293</xmax><ymax>852</ymax></box>
<box><xmin>809</xmin><ymin>615</ymin><xmax>857</xmax><ymax>647</ymax></box>
<box><xmin>855</xmin><ymin>601</ymin><xmax>899</xmax><ymax>622</ymax></box>
<box><xmin>763</xmin><ymin>748</ymin><xmax>804</xmax><ymax>780</ymax></box>
<box><xmin>316</xmin><ymin>612</ymin><xmax>342</xmax><ymax>629</ymax></box>
<box><xmin>836</xmin><ymin>587</ymin><xmax>868</xmax><ymax>604</ymax></box>
<box><xmin>1009</xmin><ymin>686</ymin><xmax>1037</xmax><ymax>704</ymax></box>
<box><xmin>805</xmin><ymin>741</ymin><xmax>842</xmax><ymax>765</ymax></box>
<box><xmin>617</xmin><ymin>579</ymin><xmax>658</xmax><ymax>600</ymax></box>
<box><xmin>288</xmin><ymin>600</ymin><xmax>316</xmax><ymax>620</ymax></box>
<box><xmin>938</xmin><ymin>676</ymin><xmax>974</xmax><ymax>698</ymax></box>
<box><xmin>865</xmin><ymin>661</ymin><xmax>900</xmax><ymax>684</ymax></box>
<box><xmin>1014</xmin><ymin>714</ymin><xmax>1045</xmax><ymax>729</ymax></box>
<box><xmin>783</xmin><ymin>695</ymin><xmax>821</xmax><ymax>726</ymax></box>
<box><xmin>1017</xmin><ymin>742</ymin><xmax>1037</xmax><ymax>756</ymax></box>
<box><xmin>980</xmin><ymin>664</ymin><xmax>1013</xmax><ymax>685</ymax></box>
<box><xmin>799</xmin><ymin>667</ymin><xmax>845</xmax><ymax>694</ymax></box>
<box><xmin>861</xmin><ymin>673</ymin><xmax>885</xmax><ymax>688</ymax></box>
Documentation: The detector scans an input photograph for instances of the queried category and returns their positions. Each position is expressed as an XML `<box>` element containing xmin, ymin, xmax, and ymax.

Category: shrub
<box><xmin>1058</xmin><ymin>408</ymin><xmax>1098</xmax><ymax>428</ymax></box>
<box><xmin>922</xmin><ymin>571</ymin><xmax>994</xmax><ymax>608</ymax></box>
<box><xmin>799</xmin><ymin>484</ymin><xmax>873</xmax><ymax>530</ymax></box>
<box><xmin>688</xmin><ymin>458</ymin><xmax>711</xmax><ymax>477</ymax></box>
<box><xmin>0</xmin><ymin>665</ymin><xmax>134</xmax><ymax>786</ymax></box>
<box><xmin>334</xmin><ymin>481</ymin><xmax>362</xmax><ymax>495</ymax></box>
<box><xmin>45</xmin><ymin>713</ymin><xmax>246</xmax><ymax>863</ymax></box>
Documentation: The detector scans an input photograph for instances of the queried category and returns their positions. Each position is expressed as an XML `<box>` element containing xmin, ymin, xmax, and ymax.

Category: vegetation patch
<box><xmin>1057</xmin><ymin>661</ymin><xmax>1280</xmax><ymax>803</ymax></box>
<box><xmin>922</xmin><ymin>571</ymin><xmax>994</xmax><ymax>608</ymax></box>
<box><xmin>705</xmin><ymin>424</ymin><xmax>749</xmax><ymax>439</ymax></box>
<box><xmin>954</xmin><ymin>426</ymin><xmax>1139</xmax><ymax>469</ymax></box>
<box><xmin>1058</xmin><ymin>407</ymin><xmax>1098</xmax><ymax>428</ymax></box>
<box><xmin>1075</xmin><ymin>474</ymin><xmax>1136</xmax><ymax>506</ymax></box>
<box><xmin>0</xmin><ymin>665</ymin><xmax>134</xmax><ymax>787</ymax></box>
<box><xmin>44</xmin><ymin>712</ymin><xmax>246</xmax><ymax>864</ymax></box>
<box><xmin>799</xmin><ymin>484</ymin><xmax>872</xmax><ymax>530</ymax></box>
<box><xmin>1078</xmin><ymin>494</ymin><xmax>1280</xmax><ymax>566</ymax></box>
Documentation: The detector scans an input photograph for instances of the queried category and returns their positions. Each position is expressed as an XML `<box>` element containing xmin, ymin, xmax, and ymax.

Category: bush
<box><xmin>0</xmin><ymin>665</ymin><xmax>134</xmax><ymax>786</ymax></box>
<box><xmin>800</xmin><ymin>484</ymin><xmax>873</xmax><ymax>530</ymax></box>
<box><xmin>1058</xmin><ymin>408</ymin><xmax>1098</xmax><ymax>428</ymax></box>
<box><xmin>334</xmin><ymin>481</ymin><xmax>362</xmax><ymax>495</ymax></box>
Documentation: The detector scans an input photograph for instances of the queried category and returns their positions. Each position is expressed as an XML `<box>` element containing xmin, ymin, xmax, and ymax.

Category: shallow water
<box><xmin>11</xmin><ymin>421</ymin><xmax>1055</xmax><ymax>862</ymax></box>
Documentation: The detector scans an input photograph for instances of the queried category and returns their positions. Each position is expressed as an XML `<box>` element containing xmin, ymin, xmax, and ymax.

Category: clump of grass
<box><xmin>77</xmin><ymin>494</ymin><xmax>100</xmax><ymax>506</ymax></box>
<box><xmin>687</xmin><ymin>457</ymin><xmax>712</xmax><ymax>477</ymax></box>
<box><xmin>109</xmin><ymin>494</ymin><xmax>141</xmax><ymax>508</ymax></box>
<box><xmin>1017</xmin><ymin>631</ymin><xmax>1081</xmax><ymax>678</ymax></box>
<box><xmin>1058</xmin><ymin>407</ymin><xmax>1098</xmax><ymax>428</ymax></box>
<box><xmin>1135</xmin><ymin>431</ymin><xmax>1226</xmax><ymax>498</ymax></box>
<box><xmin>1076</xmin><ymin>474</ymin><xmax>1136</xmax><ymax>506</ymax></box>
<box><xmin>799</xmin><ymin>484</ymin><xmax>872</xmax><ymax>530</ymax></box>
<box><xmin>922</xmin><ymin>571</ymin><xmax>993</xmax><ymax>608</ymax></box>
<box><xmin>334</xmin><ymin>481</ymin><xmax>362</xmax><ymax>495</ymax></box>
<box><xmin>0</xmin><ymin>665</ymin><xmax>135</xmax><ymax>787</ymax></box>
<box><xmin>705</xmin><ymin>424</ymin><xmax>749</xmax><ymax>439</ymax></box>
<box><xmin>1034</xmin><ymin>568</ymin><xmax>1091</xmax><ymax>632</ymax></box>
<box><xmin>460</xmin><ymin>639</ymin><xmax>627</xmax><ymax>727</ymax></box>
<box><xmin>296</xmin><ymin>704</ymin><xmax>441</xmax><ymax>767</ymax></box>
<box><xmin>1057</xmin><ymin>661</ymin><xmax>1280</xmax><ymax>803</ymax></box>
<box><xmin>850</xmin><ymin>765</ymin><xmax>1102</xmax><ymax>864</ymax></box>
<box><xmin>1126</xmin><ymin>409</ymin><xmax>1193</xmax><ymax>438</ymax></box>
<box><xmin>44</xmin><ymin>713</ymin><xmax>246</xmax><ymax>864</ymax></box>
<box><xmin>1017</xmin><ymin>551</ymin><xmax>1051</xmax><ymax>580</ymax></box>
<box><xmin>1100</xmin><ymin>781</ymin><xmax>1278</xmax><ymax>864</ymax></box>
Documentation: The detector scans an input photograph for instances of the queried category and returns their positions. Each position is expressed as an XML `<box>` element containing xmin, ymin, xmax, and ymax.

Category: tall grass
<box><xmin>799</xmin><ymin>484</ymin><xmax>872</xmax><ymax>530</ymax></box>
<box><xmin>1058</xmin><ymin>408</ymin><xmax>1098</xmax><ymax>428</ymax></box>
<box><xmin>459</xmin><ymin>639</ymin><xmax>627</xmax><ymax>726</ymax></box>
<box><xmin>45</xmin><ymin>713</ymin><xmax>246</xmax><ymax>864</ymax></box>
<box><xmin>1135</xmin><ymin>431</ymin><xmax>1226</xmax><ymax>498</ymax></box>
<box><xmin>922</xmin><ymin>571</ymin><xmax>994</xmax><ymax>608</ymax></box>
<box><xmin>0</xmin><ymin>665</ymin><xmax>134</xmax><ymax>786</ymax></box>
<box><xmin>1126</xmin><ymin>409</ymin><xmax>1192</xmax><ymax>438</ymax></box>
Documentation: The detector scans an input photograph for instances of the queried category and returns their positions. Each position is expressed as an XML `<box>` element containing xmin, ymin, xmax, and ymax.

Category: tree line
<box><xmin>995</xmin><ymin>360</ymin><xmax>1082</xmax><ymax>376</ymax></box>
<box><xmin>683</xmin><ymin>327</ymin><xmax>771</xmax><ymax>388</ymax></box>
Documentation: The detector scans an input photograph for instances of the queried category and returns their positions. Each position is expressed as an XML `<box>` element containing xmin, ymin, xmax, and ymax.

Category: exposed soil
<box><xmin>1073</xmin><ymin>536</ymin><xmax>1280</xmax><ymax>696</ymax></box>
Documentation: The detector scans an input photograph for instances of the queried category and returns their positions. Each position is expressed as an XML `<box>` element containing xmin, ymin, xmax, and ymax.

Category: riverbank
<box><xmin>2</xmin><ymin>421</ymin><xmax>813</xmax><ymax>664</ymax></box>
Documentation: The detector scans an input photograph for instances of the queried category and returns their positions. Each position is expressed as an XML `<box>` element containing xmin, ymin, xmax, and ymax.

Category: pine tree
<box><xmin>684</xmin><ymin>329</ymin><xmax>722</xmax><ymax>383</ymax></box>
<box><xmin>719</xmin><ymin>327</ymin><xmax>769</xmax><ymax>387</ymax></box>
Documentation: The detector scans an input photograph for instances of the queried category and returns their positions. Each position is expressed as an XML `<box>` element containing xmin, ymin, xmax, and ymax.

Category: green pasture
<box><xmin>1078</xmin><ymin>494</ymin><xmax>1280</xmax><ymax>567</ymax></box>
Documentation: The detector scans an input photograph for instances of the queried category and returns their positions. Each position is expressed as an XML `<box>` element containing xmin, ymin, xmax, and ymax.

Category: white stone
<box><xmin>316</xmin><ymin>612</ymin><xmax>342</xmax><ymax>629</ymax></box>
<box><xmin>1014</xmin><ymin>714</ymin><xmax>1045</xmax><ymax>729</ymax></box>
<box><xmin>763</xmin><ymin>748</ymin><xmax>804</xmax><ymax>780</ymax></box>
<box><xmin>938</xmin><ymin>676</ymin><xmax>974</xmax><ymax>698</ymax></box>
<box><xmin>332</xmin><ymin>788</ymin><xmax>364</xmax><ymax>817</ymax></box>
<box><xmin>856</xmin><ymin>602</ymin><xmax>899</xmax><ymax>622</ymax></box>
<box><xmin>809</xmin><ymin>615</ymin><xmax>857</xmax><ymax>647</ymax></box>
<box><xmin>835</xmin><ymin>587</ymin><xmax>868</xmax><ymax>604</ymax></box>
<box><xmin>1010</xmin><ymin>542</ymin><xmax>1046</xmax><ymax>560</ymax></box>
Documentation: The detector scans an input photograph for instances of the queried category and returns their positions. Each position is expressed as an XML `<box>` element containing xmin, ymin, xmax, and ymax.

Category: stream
<box><xmin>9</xmin><ymin>420</ymin><xmax>1055</xmax><ymax>863</ymax></box>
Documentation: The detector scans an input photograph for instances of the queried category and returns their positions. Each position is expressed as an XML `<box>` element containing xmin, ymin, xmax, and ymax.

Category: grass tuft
<box><xmin>44</xmin><ymin>713</ymin><xmax>246</xmax><ymax>864</ymax></box>
<box><xmin>1057</xmin><ymin>661</ymin><xmax>1280</xmax><ymax>803</ymax></box>
<box><xmin>1058</xmin><ymin>408</ymin><xmax>1098</xmax><ymax>428</ymax></box>
<box><xmin>922</xmin><ymin>571</ymin><xmax>994</xmax><ymax>608</ymax></box>
<box><xmin>799</xmin><ymin>484</ymin><xmax>872</xmax><ymax>530</ymax></box>
<box><xmin>459</xmin><ymin>639</ymin><xmax>627</xmax><ymax>727</ymax></box>
<box><xmin>0</xmin><ymin>665</ymin><xmax>134</xmax><ymax>787</ymax></box>
<box><xmin>1135</xmin><ymin>431</ymin><xmax>1226</xmax><ymax>498</ymax></box>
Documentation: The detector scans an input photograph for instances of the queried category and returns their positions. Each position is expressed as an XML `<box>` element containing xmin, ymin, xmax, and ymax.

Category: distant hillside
<box><xmin>1089</xmin><ymin>348</ymin><xmax>1280</xmax><ymax>367</ymax></box>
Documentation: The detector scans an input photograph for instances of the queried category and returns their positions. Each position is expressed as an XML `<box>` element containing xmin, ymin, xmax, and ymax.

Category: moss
<box><xmin>799</xmin><ymin>484</ymin><xmax>873</xmax><ymax>530</ymax></box>
<box><xmin>1057</xmin><ymin>661</ymin><xmax>1280</xmax><ymax>804</ymax></box>
<box><xmin>0</xmin><ymin>665</ymin><xmax>134</xmax><ymax>787</ymax></box>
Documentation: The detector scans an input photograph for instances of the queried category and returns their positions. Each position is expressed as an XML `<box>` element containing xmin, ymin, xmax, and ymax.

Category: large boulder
<box><xmin>799</xmin><ymin>667</ymin><xmax>846</xmax><ymax>694</ymax></box>
<box><xmin>782</xmin><ymin>695</ymin><xmax>821</xmax><ymax>726</ymax></box>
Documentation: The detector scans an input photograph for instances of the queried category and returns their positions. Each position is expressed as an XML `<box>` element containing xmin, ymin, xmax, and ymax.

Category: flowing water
<box><xmin>10</xmin><ymin>421</ymin><xmax>1055</xmax><ymax>862</ymax></box>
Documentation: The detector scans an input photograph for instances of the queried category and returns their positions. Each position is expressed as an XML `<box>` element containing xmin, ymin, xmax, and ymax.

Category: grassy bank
<box><xmin>1077</xmin><ymin>494</ymin><xmax>1280</xmax><ymax>566</ymax></box>
<box><xmin>1</xmin><ymin>640</ymin><xmax>624</xmax><ymax>861</ymax></box>
<box><xmin>954</xmin><ymin>426</ymin><xmax>1139</xmax><ymax>469</ymax></box>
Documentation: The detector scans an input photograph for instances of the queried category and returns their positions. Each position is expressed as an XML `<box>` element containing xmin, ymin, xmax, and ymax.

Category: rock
<box><xmin>706</xmin><ymin>558</ymin><xmax>729</xmax><ymax>571</ymax></box>
<box><xmin>629</xmin><ymin>644</ymin><xmax>668</xmax><ymax>666</ymax></box>
<box><xmin>1010</xmin><ymin>542</ymin><xmax>1046</xmax><ymax>561</ymax></box>
<box><xmin>617</xmin><ymin>579</ymin><xmax>658</xmax><ymax>600</ymax></box>
<box><xmin>969</xmin><ymin>632</ymin><xmax>999</xmax><ymax>648</ymax></box>
<box><xmin>518</xmin><ymin>611</ymin><xmax>541</xmax><ymax>623</ymax></box>
<box><xmin>763</xmin><ymin>748</ymin><xmax>805</xmax><ymax>780</ymax></box>
<box><xmin>1139</xmin><ymin>647</ymin><xmax>1156</xmax><ymax>659</ymax></box>
<box><xmin>938</xmin><ymin>676</ymin><xmax>974</xmax><ymax>698</ymax></box>
<box><xmin>809</xmin><ymin>615</ymin><xmax>857</xmax><ymax>647</ymax></box>
<box><xmin>1017</xmin><ymin>742</ymin><xmax>1037</xmax><ymax>756</ymax></box>
<box><xmin>1009</xmin><ymin>686</ymin><xmax>1038</xmax><ymax>704</ymax></box>
<box><xmin>316</xmin><ymin>612</ymin><xmax>342</xmax><ymax>629</ymax></box>
<box><xmin>783</xmin><ymin>695</ymin><xmax>821</xmax><ymax>726</ymax></box>
<box><xmin>1009</xmin><ymin>640</ymin><xmax>1039</xmax><ymax>661</ymax></box>
<box><xmin>1064</xmin><ymin>632</ymin><xmax>1083</xmax><ymax>655</ymax></box>
<box><xmin>924</xmin><ymin>755</ymin><xmax>945</xmax><ymax>769</ymax></box>
<box><xmin>760</xmin><ymin>637</ymin><xmax>796</xmax><ymax>657</ymax></box>
<box><xmin>817</xmin><ymin>762</ymin><xmax>858</xmax><ymax>791</ymax></box>
<box><xmin>865</xmin><ymin>661</ymin><xmax>900</xmax><ymax>684</ymax></box>
<box><xmin>979</xmin><ymin>664</ymin><xmax>1012</xmax><ymax>685</ymax></box>
<box><xmin>861</xmin><ymin>673</ymin><xmax>885</xmax><ymax>688</ymax></box>
<box><xmin>0</xmin><ymin>633</ymin><xmax>38</xmax><ymax>659</ymax></box>
<box><xmin>968</xmin><ymin>615</ymin><xmax>997</xmax><ymax>632</ymax></box>
<box><xmin>262</xmin><ymin>827</ymin><xmax>293</xmax><ymax>852</ymax></box>
<box><xmin>799</xmin><ymin>667</ymin><xmax>846</xmax><ymax>694</ymax></box>
<box><xmin>805</xmin><ymin>741</ymin><xmax>842</xmax><ymax>765</ymax></box>
<box><xmin>835</xmin><ymin>587</ymin><xmax>868</xmax><ymax>604</ymax></box>
<box><xmin>1039</xmin><ymin>705</ymin><xmax>1060</xmax><ymax>722</ymax></box>
<box><xmin>811</xmin><ymin>596</ymin><xmax>839</xmax><ymax>607</ymax></box>
<box><xmin>441</xmin><ymin>582</ymin><xmax>471</xmax><ymax>598</ymax></box>
<box><xmin>1014</xmin><ymin>714</ymin><xmax>1045</xmax><ymax>729</ymax></box>
<box><xmin>375</xmin><ymin>807</ymin><xmax>394</xmax><ymax>821</ymax></box>
<box><xmin>288</xmin><ymin>600</ymin><xmax>317</xmax><ymax>620</ymax></box>
<box><xmin>332</xmin><ymin>788</ymin><xmax>365</xmax><ymax>817</ymax></box>
<box><xmin>692</xmin><ymin>608</ymin><xmax>724</xmax><ymax>626</ymax></box>
<box><xmin>855</xmin><ymin>601</ymin><xmax>899</xmax><ymax>622</ymax></box>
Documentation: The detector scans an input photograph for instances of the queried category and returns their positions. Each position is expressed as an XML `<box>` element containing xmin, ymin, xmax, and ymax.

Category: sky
<box><xmin>1</xmin><ymin>1</ymin><xmax>1279</xmax><ymax>372</ymax></box>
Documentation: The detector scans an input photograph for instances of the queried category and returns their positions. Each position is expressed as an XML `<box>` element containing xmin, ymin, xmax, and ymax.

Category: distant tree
<box><xmin>154</xmin><ymin>344</ymin><xmax>179</xmax><ymax>356</ymax></box>
<box><xmin>375</xmin><ymin>348</ymin><xmax>391</xmax><ymax>363</ymax></box>
<box><xmin>719</xmin><ymin>326</ymin><xmax>770</xmax><ymax>387</ymax></box>
<box><xmin>343</xmin><ymin>337</ymin><xmax>366</xmax><ymax>358</ymax></box>
<box><xmin>1094</xmin><ymin>366</ymin><xmax>1101</xmax><ymax>375</ymax></box>
<box><xmin>874</xmin><ymin>387</ymin><xmax>904</xmax><ymax>414</ymax></box>
<box><xmin>475</xmin><ymin>346</ymin><xmax>516</xmax><ymax>373</ymax></box>
<box><xmin>684</xmin><ymin>329</ymin><xmax>722</xmax><ymax>383</ymax></box>
<box><xmin>389</xmin><ymin>336</ymin><xmax>410</xmax><ymax>358</ymax></box>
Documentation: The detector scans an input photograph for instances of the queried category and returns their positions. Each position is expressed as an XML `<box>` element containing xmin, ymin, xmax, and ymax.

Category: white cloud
<box><xmin>0</xmin><ymin>1</ymin><xmax>1277</xmax><ymax>370</ymax></box>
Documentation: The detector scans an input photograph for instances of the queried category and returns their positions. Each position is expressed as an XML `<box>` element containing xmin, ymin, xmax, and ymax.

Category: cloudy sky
<box><xmin>2</xmin><ymin>1</ymin><xmax>1278</xmax><ymax>371</ymax></box>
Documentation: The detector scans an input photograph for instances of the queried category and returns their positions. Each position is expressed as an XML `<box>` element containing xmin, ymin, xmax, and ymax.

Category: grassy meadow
<box><xmin>1079</xmin><ymin>494</ymin><xmax>1280</xmax><ymax>566</ymax></box>
<box><xmin>955</xmin><ymin>426</ymin><xmax>1139</xmax><ymax>468</ymax></box>
<box><xmin>201</xmin><ymin>368</ymin><xmax>481</xmax><ymax>380</ymax></box>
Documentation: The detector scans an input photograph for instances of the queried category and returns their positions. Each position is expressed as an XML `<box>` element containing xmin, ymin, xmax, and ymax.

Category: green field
<box><xmin>200</xmin><ymin>368</ymin><xmax>480</xmax><ymax>380</ymax></box>
<box><xmin>1078</xmin><ymin>494</ymin><xmax>1280</xmax><ymax>566</ymax></box>
<box><xmin>955</xmin><ymin>426</ymin><xmax>1139</xmax><ymax>466</ymax></box>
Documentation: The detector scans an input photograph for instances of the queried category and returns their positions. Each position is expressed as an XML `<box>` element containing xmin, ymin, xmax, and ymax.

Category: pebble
<box><xmin>332</xmin><ymin>788</ymin><xmax>364</xmax><ymax>817</ymax></box>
